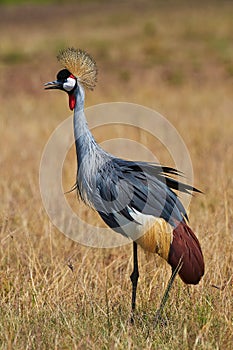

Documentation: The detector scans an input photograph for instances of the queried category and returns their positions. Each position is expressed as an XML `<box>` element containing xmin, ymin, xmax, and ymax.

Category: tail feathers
<box><xmin>168</xmin><ymin>221</ymin><xmax>204</xmax><ymax>285</ymax></box>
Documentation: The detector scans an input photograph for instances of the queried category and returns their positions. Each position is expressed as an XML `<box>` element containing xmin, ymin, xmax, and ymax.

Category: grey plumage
<box><xmin>72</xmin><ymin>86</ymin><xmax>198</xmax><ymax>238</ymax></box>
<box><xmin>45</xmin><ymin>50</ymin><xmax>204</xmax><ymax>321</ymax></box>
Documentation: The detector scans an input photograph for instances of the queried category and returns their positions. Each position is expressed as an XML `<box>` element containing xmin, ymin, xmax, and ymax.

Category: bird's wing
<box><xmin>90</xmin><ymin>158</ymin><xmax>199</xmax><ymax>238</ymax></box>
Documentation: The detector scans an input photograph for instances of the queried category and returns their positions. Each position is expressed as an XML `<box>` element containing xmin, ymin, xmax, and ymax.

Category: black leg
<box><xmin>154</xmin><ymin>258</ymin><xmax>183</xmax><ymax>326</ymax></box>
<box><xmin>130</xmin><ymin>241</ymin><xmax>139</xmax><ymax>323</ymax></box>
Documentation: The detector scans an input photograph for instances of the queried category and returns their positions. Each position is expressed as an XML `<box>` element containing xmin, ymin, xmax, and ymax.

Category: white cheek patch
<box><xmin>63</xmin><ymin>77</ymin><xmax>76</xmax><ymax>92</ymax></box>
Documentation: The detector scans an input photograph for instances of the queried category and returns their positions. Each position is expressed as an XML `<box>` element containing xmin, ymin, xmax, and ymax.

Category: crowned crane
<box><xmin>45</xmin><ymin>48</ymin><xmax>204</xmax><ymax>323</ymax></box>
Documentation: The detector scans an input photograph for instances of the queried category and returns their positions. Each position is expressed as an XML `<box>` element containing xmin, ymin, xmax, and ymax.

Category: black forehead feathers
<box><xmin>57</xmin><ymin>69</ymin><xmax>72</xmax><ymax>81</ymax></box>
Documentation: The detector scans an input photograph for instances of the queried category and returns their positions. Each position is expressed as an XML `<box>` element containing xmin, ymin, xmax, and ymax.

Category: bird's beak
<box><xmin>44</xmin><ymin>80</ymin><xmax>63</xmax><ymax>90</ymax></box>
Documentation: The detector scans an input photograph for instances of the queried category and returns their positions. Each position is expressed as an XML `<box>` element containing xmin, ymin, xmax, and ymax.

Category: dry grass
<box><xmin>0</xmin><ymin>1</ymin><xmax>233</xmax><ymax>349</ymax></box>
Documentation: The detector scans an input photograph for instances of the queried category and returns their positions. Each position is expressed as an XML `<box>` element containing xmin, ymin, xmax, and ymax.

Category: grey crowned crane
<box><xmin>45</xmin><ymin>48</ymin><xmax>204</xmax><ymax>323</ymax></box>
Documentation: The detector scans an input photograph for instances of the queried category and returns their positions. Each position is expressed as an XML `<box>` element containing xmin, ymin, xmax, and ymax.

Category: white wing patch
<box><xmin>113</xmin><ymin>207</ymin><xmax>171</xmax><ymax>242</ymax></box>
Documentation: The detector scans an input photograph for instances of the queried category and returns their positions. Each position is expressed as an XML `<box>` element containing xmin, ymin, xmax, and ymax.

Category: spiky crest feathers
<box><xmin>57</xmin><ymin>48</ymin><xmax>97</xmax><ymax>90</ymax></box>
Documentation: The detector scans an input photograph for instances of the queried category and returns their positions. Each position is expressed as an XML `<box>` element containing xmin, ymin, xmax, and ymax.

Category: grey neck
<box><xmin>73</xmin><ymin>84</ymin><xmax>100</xmax><ymax>167</ymax></box>
<box><xmin>72</xmin><ymin>84</ymin><xmax>112</xmax><ymax>206</ymax></box>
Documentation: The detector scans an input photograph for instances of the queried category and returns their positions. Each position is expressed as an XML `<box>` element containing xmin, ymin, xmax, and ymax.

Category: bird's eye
<box><xmin>57</xmin><ymin>69</ymin><xmax>70</xmax><ymax>81</ymax></box>
<box><xmin>56</xmin><ymin>69</ymin><xmax>76</xmax><ymax>91</ymax></box>
<box><xmin>63</xmin><ymin>76</ymin><xmax>76</xmax><ymax>92</ymax></box>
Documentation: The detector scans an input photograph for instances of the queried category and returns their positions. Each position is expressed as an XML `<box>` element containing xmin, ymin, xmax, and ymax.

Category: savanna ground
<box><xmin>0</xmin><ymin>1</ymin><xmax>232</xmax><ymax>349</ymax></box>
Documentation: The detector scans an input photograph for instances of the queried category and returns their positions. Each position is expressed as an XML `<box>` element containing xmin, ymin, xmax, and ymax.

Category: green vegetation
<box><xmin>0</xmin><ymin>0</ymin><xmax>53</xmax><ymax>4</ymax></box>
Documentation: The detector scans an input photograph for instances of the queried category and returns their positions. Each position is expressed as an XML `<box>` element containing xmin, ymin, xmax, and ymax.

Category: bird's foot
<box><xmin>129</xmin><ymin>310</ymin><xmax>137</xmax><ymax>325</ymax></box>
<box><xmin>154</xmin><ymin>310</ymin><xmax>168</xmax><ymax>327</ymax></box>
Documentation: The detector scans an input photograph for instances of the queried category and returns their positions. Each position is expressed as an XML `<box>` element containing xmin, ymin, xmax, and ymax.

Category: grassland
<box><xmin>0</xmin><ymin>1</ymin><xmax>232</xmax><ymax>349</ymax></box>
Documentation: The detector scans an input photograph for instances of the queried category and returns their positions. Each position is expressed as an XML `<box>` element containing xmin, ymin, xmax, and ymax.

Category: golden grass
<box><xmin>0</xmin><ymin>1</ymin><xmax>232</xmax><ymax>349</ymax></box>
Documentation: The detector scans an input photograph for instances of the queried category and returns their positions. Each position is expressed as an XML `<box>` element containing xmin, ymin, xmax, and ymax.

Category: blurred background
<box><xmin>0</xmin><ymin>0</ymin><xmax>232</xmax><ymax>349</ymax></box>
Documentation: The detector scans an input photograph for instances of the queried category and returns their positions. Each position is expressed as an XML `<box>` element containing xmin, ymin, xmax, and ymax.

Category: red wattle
<box><xmin>69</xmin><ymin>94</ymin><xmax>76</xmax><ymax>110</ymax></box>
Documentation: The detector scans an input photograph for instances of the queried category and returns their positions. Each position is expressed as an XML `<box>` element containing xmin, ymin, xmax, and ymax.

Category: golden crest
<box><xmin>57</xmin><ymin>47</ymin><xmax>98</xmax><ymax>90</ymax></box>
